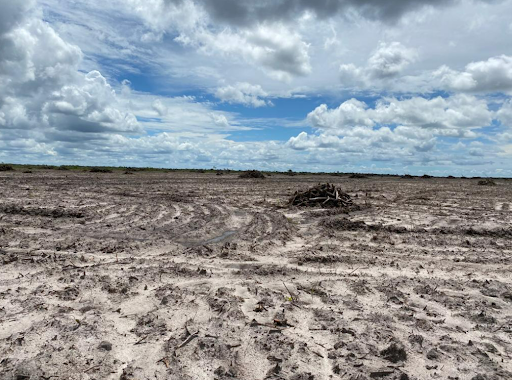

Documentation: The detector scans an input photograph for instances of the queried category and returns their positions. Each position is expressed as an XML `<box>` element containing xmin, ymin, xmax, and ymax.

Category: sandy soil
<box><xmin>0</xmin><ymin>171</ymin><xmax>511</xmax><ymax>380</ymax></box>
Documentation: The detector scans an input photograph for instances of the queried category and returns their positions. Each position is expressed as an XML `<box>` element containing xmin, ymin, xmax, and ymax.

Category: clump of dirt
<box><xmin>321</xmin><ymin>218</ymin><xmax>408</xmax><ymax>234</ymax></box>
<box><xmin>380</xmin><ymin>342</ymin><xmax>407</xmax><ymax>363</ymax></box>
<box><xmin>478</xmin><ymin>179</ymin><xmax>496</xmax><ymax>186</ymax></box>
<box><xmin>239</xmin><ymin>170</ymin><xmax>265</xmax><ymax>179</ymax></box>
<box><xmin>90</xmin><ymin>167</ymin><xmax>113</xmax><ymax>173</ymax></box>
<box><xmin>289</xmin><ymin>183</ymin><xmax>353</xmax><ymax>208</ymax></box>
<box><xmin>0</xmin><ymin>164</ymin><xmax>14</xmax><ymax>171</ymax></box>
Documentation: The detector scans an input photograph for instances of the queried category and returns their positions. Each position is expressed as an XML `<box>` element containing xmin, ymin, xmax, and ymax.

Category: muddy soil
<box><xmin>0</xmin><ymin>171</ymin><xmax>511</xmax><ymax>380</ymax></box>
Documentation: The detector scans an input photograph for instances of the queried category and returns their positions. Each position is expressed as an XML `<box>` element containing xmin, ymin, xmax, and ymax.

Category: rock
<box><xmin>98</xmin><ymin>340</ymin><xmax>112</xmax><ymax>351</ymax></box>
<box><xmin>380</xmin><ymin>343</ymin><xmax>407</xmax><ymax>363</ymax></box>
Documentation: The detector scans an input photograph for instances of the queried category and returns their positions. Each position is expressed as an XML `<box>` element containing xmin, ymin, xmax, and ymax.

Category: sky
<box><xmin>1</xmin><ymin>0</ymin><xmax>512</xmax><ymax>176</ymax></box>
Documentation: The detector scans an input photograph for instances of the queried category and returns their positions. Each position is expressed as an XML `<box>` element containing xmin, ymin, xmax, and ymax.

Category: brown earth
<box><xmin>0</xmin><ymin>171</ymin><xmax>511</xmax><ymax>380</ymax></box>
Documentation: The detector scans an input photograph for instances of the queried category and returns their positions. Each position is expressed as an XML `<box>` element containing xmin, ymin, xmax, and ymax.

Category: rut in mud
<box><xmin>0</xmin><ymin>171</ymin><xmax>511</xmax><ymax>380</ymax></box>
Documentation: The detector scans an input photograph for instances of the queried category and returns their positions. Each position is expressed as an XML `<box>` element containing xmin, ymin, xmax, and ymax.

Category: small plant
<box><xmin>90</xmin><ymin>167</ymin><xmax>113</xmax><ymax>173</ymax></box>
<box><xmin>478</xmin><ymin>179</ymin><xmax>496</xmax><ymax>186</ymax></box>
<box><xmin>0</xmin><ymin>164</ymin><xmax>14</xmax><ymax>172</ymax></box>
<box><xmin>239</xmin><ymin>170</ymin><xmax>265</xmax><ymax>179</ymax></box>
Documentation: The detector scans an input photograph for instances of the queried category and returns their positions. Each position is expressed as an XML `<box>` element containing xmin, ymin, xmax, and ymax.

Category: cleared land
<box><xmin>0</xmin><ymin>170</ymin><xmax>511</xmax><ymax>380</ymax></box>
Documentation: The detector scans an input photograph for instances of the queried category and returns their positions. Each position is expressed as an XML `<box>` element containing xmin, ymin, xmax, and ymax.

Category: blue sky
<box><xmin>1</xmin><ymin>0</ymin><xmax>512</xmax><ymax>176</ymax></box>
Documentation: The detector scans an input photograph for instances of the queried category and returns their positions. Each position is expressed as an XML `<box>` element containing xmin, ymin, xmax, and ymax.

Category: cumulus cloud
<box><xmin>127</xmin><ymin>0</ymin><xmax>311</xmax><ymax>81</ymax></box>
<box><xmin>367</xmin><ymin>42</ymin><xmax>418</xmax><ymax>78</ymax></box>
<box><xmin>215</xmin><ymin>82</ymin><xmax>272</xmax><ymax>107</ymax></box>
<box><xmin>497</xmin><ymin>99</ymin><xmax>512</xmax><ymax>127</ymax></box>
<box><xmin>308</xmin><ymin>95</ymin><xmax>492</xmax><ymax>134</ymax></box>
<box><xmin>0</xmin><ymin>0</ymin><xmax>34</xmax><ymax>35</ymax></box>
<box><xmin>0</xmin><ymin>1</ymin><xmax>139</xmax><ymax>139</ymax></box>
<box><xmin>307</xmin><ymin>99</ymin><xmax>375</xmax><ymax>131</ymax></box>
<box><xmin>339</xmin><ymin>42</ymin><xmax>417</xmax><ymax>86</ymax></box>
<box><xmin>177</xmin><ymin>23</ymin><xmax>311</xmax><ymax>81</ymax></box>
<box><xmin>287</xmin><ymin>126</ymin><xmax>436</xmax><ymax>155</ymax></box>
<box><xmin>282</xmin><ymin>93</ymin><xmax>510</xmax><ymax>172</ymax></box>
<box><xmin>124</xmin><ymin>0</ymin><xmax>460</xmax><ymax>82</ymax></box>
<box><xmin>434</xmin><ymin>55</ymin><xmax>512</xmax><ymax>93</ymax></box>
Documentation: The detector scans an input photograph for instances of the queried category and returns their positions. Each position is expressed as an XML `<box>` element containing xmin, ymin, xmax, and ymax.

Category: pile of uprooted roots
<box><xmin>289</xmin><ymin>183</ymin><xmax>353</xmax><ymax>208</ymax></box>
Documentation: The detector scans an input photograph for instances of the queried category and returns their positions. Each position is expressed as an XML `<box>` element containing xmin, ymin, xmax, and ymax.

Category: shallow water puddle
<box><xmin>180</xmin><ymin>229</ymin><xmax>238</xmax><ymax>247</ymax></box>
<box><xmin>204</xmin><ymin>230</ymin><xmax>237</xmax><ymax>244</ymax></box>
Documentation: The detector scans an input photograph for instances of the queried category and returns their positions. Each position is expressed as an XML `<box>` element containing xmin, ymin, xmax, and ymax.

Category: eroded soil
<box><xmin>0</xmin><ymin>171</ymin><xmax>511</xmax><ymax>380</ymax></box>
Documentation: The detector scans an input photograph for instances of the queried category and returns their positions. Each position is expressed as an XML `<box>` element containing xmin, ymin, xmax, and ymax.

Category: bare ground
<box><xmin>0</xmin><ymin>171</ymin><xmax>511</xmax><ymax>380</ymax></box>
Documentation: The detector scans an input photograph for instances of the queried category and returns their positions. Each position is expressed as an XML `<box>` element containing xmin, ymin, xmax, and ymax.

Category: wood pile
<box><xmin>289</xmin><ymin>183</ymin><xmax>353</xmax><ymax>208</ymax></box>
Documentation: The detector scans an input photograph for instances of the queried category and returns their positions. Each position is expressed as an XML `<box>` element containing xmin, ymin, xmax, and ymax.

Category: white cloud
<box><xmin>308</xmin><ymin>95</ymin><xmax>493</xmax><ymax>134</ymax></box>
<box><xmin>215</xmin><ymin>82</ymin><xmax>271</xmax><ymax>107</ymax></box>
<box><xmin>434</xmin><ymin>55</ymin><xmax>512</xmax><ymax>93</ymax></box>
<box><xmin>367</xmin><ymin>42</ymin><xmax>418</xmax><ymax>79</ymax></box>
<box><xmin>307</xmin><ymin>99</ymin><xmax>375</xmax><ymax>131</ymax></box>
<box><xmin>339</xmin><ymin>42</ymin><xmax>417</xmax><ymax>87</ymax></box>
<box><xmin>287</xmin><ymin>126</ymin><xmax>437</xmax><ymax>156</ymax></box>
<box><xmin>177</xmin><ymin>23</ymin><xmax>312</xmax><ymax>82</ymax></box>
<box><xmin>0</xmin><ymin>4</ymin><xmax>139</xmax><ymax>137</ymax></box>
<box><xmin>43</xmin><ymin>71</ymin><xmax>141</xmax><ymax>133</ymax></box>
<box><xmin>1</xmin><ymin>0</ymin><xmax>512</xmax><ymax>176</ymax></box>
<box><xmin>497</xmin><ymin>99</ymin><xmax>512</xmax><ymax>127</ymax></box>
<box><xmin>0</xmin><ymin>0</ymin><xmax>35</xmax><ymax>35</ymax></box>
<box><xmin>126</xmin><ymin>0</ymin><xmax>311</xmax><ymax>81</ymax></box>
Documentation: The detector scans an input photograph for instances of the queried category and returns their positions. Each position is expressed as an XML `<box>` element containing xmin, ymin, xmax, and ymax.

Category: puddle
<box><xmin>204</xmin><ymin>230</ymin><xmax>237</xmax><ymax>244</ymax></box>
<box><xmin>180</xmin><ymin>230</ymin><xmax>238</xmax><ymax>247</ymax></box>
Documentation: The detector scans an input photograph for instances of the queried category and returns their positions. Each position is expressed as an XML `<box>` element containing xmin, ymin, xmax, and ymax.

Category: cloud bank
<box><xmin>1</xmin><ymin>0</ymin><xmax>512</xmax><ymax>176</ymax></box>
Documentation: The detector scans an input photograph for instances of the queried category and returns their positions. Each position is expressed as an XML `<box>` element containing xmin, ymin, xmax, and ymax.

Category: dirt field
<box><xmin>1</xmin><ymin>171</ymin><xmax>511</xmax><ymax>380</ymax></box>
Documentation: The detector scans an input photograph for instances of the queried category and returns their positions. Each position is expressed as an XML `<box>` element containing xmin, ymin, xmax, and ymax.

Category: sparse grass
<box><xmin>90</xmin><ymin>167</ymin><xmax>113</xmax><ymax>173</ymax></box>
